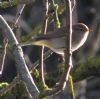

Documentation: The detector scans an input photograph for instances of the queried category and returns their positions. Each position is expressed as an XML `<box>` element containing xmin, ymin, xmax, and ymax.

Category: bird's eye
<box><xmin>77</xmin><ymin>27</ymin><xmax>83</xmax><ymax>31</ymax></box>
<box><xmin>79</xmin><ymin>28</ymin><xmax>83</xmax><ymax>31</ymax></box>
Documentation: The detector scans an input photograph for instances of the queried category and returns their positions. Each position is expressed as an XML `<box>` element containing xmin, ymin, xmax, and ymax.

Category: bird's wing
<box><xmin>32</xmin><ymin>27</ymin><xmax>66</xmax><ymax>41</ymax></box>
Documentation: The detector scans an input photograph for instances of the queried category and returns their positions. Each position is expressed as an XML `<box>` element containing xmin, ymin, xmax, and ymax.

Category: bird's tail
<box><xmin>18</xmin><ymin>36</ymin><xmax>50</xmax><ymax>47</ymax></box>
<box><xmin>18</xmin><ymin>41</ymin><xmax>33</xmax><ymax>47</ymax></box>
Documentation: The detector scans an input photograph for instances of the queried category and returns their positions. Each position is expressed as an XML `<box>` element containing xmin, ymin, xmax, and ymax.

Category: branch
<box><xmin>59</xmin><ymin>0</ymin><xmax>73</xmax><ymax>89</ymax></box>
<box><xmin>0</xmin><ymin>15</ymin><xmax>39</xmax><ymax>98</ymax></box>
<box><xmin>39</xmin><ymin>0</ymin><xmax>49</xmax><ymax>86</ymax></box>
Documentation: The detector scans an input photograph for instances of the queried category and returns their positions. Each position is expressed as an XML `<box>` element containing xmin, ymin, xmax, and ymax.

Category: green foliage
<box><xmin>0</xmin><ymin>0</ymin><xmax>35</xmax><ymax>8</ymax></box>
<box><xmin>0</xmin><ymin>82</ymin><xmax>14</xmax><ymax>99</ymax></box>
<box><xmin>31</xmin><ymin>68</ymin><xmax>49</xmax><ymax>91</ymax></box>
<box><xmin>0</xmin><ymin>81</ymin><xmax>30</xmax><ymax>99</ymax></box>
<box><xmin>31</xmin><ymin>69</ymin><xmax>39</xmax><ymax>79</ymax></box>
<box><xmin>0</xmin><ymin>0</ymin><xmax>17</xmax><ymax>8</ymax></box>
<box><xmin>0</xmin><ymin>82</ymin><xmax>9</xmax><ymax>90</ymax></box>
<box><xmin>68</xmin><ymin>75</ymin><xmax>75</xmax><ymax>98</ymax></box>
<box><xmin>38</xmin><ymin>92</ymin><xmax>46</xmax><ymax>99</ymax></box>
<box><xmin>58</xmin><ymin>4</ymin><xmax>65</xmax><ymax>15</ymax></box>
<box><xmin>73</xmin><ymin>57</ymin><xmax>100</xmax><ymax>82</ymax></box>
<box><xmin>51</xmin><ymin>0</ymin><xmax>61</xmax><ymax>28</ymax></box>
<box><xmin>12</xmin><ymin>81</ymin><xmax>31</xmax><ymax>99</ymax></box>
<box><xmin>21</xmin><ymin>24</ymin><xmax>42</xmax><ymax>42</ymax></box>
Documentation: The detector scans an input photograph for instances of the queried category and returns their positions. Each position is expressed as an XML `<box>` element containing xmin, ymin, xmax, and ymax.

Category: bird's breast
<box><xmin>50</xmin><ymin>37</ymin><xmax>65</xmax><ymax>54</ymax></box>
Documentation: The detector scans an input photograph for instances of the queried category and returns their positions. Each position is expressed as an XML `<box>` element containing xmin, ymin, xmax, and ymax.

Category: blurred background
<box><xmin>0</xmin><ymin>0</ymin><xmax>100</xmax><ymax>99</ymax></box>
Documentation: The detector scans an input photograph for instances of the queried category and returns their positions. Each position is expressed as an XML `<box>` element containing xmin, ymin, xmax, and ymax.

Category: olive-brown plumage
<box><xmin>18</xmin><ymin>23</ymin><xmax>89</xmax><ymax>54</ymax></box>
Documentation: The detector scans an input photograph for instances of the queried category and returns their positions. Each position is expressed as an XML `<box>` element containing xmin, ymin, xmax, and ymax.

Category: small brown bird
<box><xmin>18</xmin><ymin>23</ymin><xmax>89</xmax><ymax>55</ymax></box>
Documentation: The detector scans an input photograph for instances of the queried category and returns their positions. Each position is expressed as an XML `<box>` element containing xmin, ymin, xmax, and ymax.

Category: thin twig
<box><xmin>31</xmin><ymin>50</ymin><xmax>53</xmax><ymax>70</ymax></box>
<box><xmin>65</xmin><ymin>0</ymin><xmax>73</xmax><ymax>84</ymax></box>
<box><xmin>39</xmin><ymin>0</ymin><xmax>49</xmax><ymax>86</ymax></box>
<box><xmin>0</xmin><ymin>39</ymin><xmax>8</xmax><ymax>75</ymax></box>
<box><xmin>8</xmin><ymin>0</ymin><xmax>13</xmax><ymax>5</ymax></box>
<box><xmin>13</xmin><ymin>3</ymin><xmax>26</xmax><ymax>28</ymax></box>
<box><xmin>71</xmin><ymin>0</ymin><xmax>76</xmax><ymax>11</ymax></box>
<box><xmin>59</xmin><ymin>0</ymin><xmax>73</xmax><ymax>89</ymax></box>
<box><xmin>51</xmin><ymin>0</ymin><xmax>61</xmax><ymax>28</ymax></box>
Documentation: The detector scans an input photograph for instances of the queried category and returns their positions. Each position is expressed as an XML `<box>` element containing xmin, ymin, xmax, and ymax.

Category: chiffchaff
<box><xmin>18</xmin><ymin>23</ymin><xmax>89</xmax><ymax>55</ymax></box>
